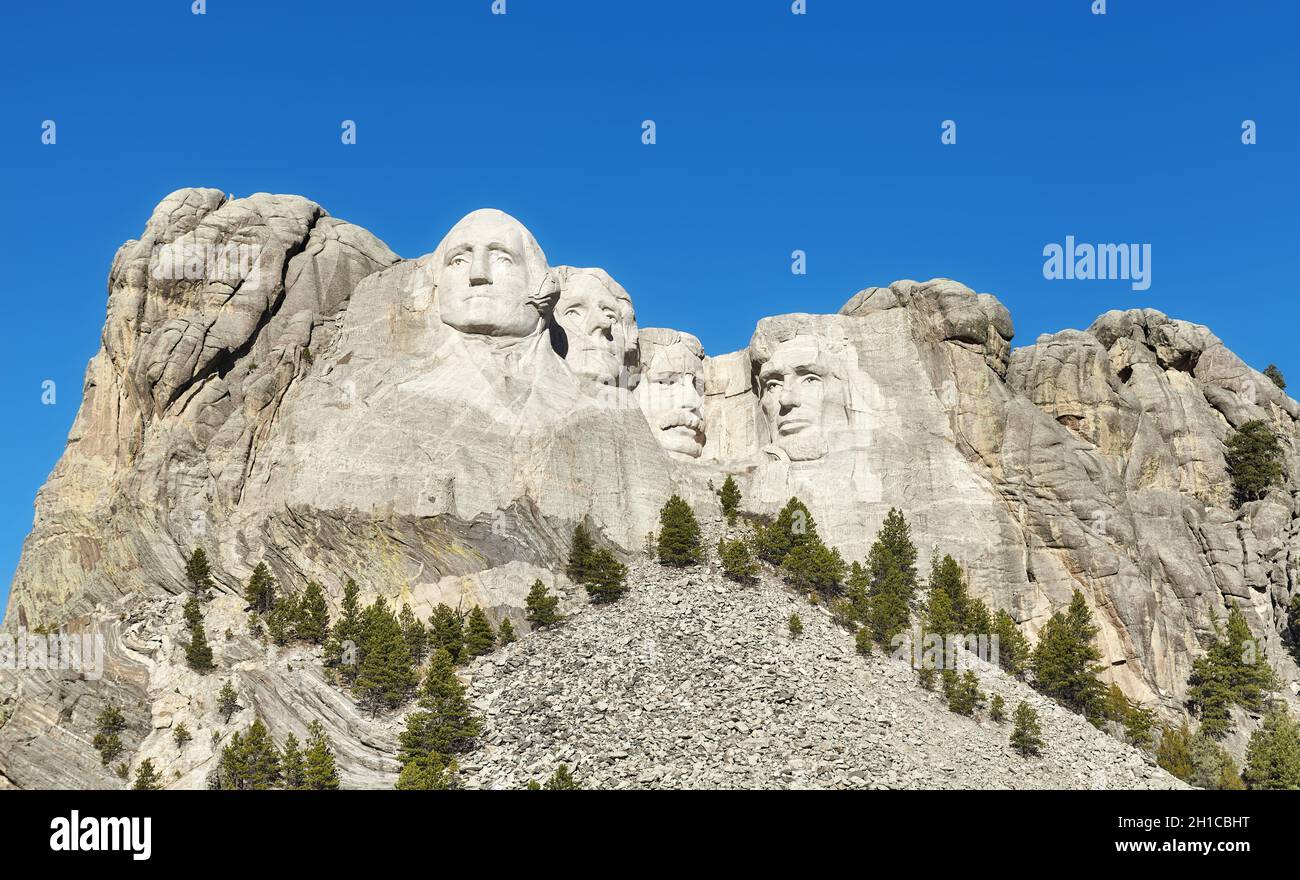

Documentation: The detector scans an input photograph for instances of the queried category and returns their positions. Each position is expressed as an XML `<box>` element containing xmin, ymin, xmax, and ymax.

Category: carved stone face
<box><xmin>758</xmin><ymin>335</ymin><xmax>830</xmax><ymax>461</ymax></box>
<box><xmin>435</xmin><ymin>210</ymin><xmax>545</xmax><ymax>339</ymax></box>
<box><xmin>555</xmin><ymin>272</ymin><xmax>633</xmax><ymax>385</ymax></box>
<box><xmin>636</xmin><ymin>339</ymin><xmax>705</xmax><ymax>458</ymax></box>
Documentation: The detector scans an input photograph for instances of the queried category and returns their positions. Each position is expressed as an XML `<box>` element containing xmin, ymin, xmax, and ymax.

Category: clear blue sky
<box><xmin>1</xmin><ymin>1</ymin><xmax>1296</xmax><ymax>616</ymax></box>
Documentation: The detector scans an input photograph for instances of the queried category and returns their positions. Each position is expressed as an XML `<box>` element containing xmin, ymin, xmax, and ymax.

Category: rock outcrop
<box><xmin>1</xmin><ymin>191</ymin><xmax>1297</xmax><ymax>789</ymax></box>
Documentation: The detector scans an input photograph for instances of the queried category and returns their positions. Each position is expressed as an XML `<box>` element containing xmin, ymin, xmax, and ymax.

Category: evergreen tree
<box><xmin>182</xmin><ymin>595</ymin><xmax>203</xmax><ymax>631</ymax></box>
<box><xmin>718</xmin><ymin>475</ymin><xmax>742</xmax><ymax>524</ymax></box>
<box><xmin>132</xmin><ymin>759</ymin><xmax>162</xmax><ymax>790</ymax></box>
<box><xmin>303</xmin><ymin>720</ymin><xmax>340</xmax><ymax>790</ymax></box>
<box><xmin>281</xmin><ymin>733</ymin><xmax>306</xmax><ymax>790</ymax></box>
<box><xmin>992</xmin><ymin>609</ymin><xmax>1031</xmax><ymax>677</ymax></box>
<box><xmin>1224</xmin><ymin>419</ymin><xmax>1284</xmax><ymax>506</ymax></box>
<box><xmin>566</xmin><ymin>523</ymin><xmax>596</xmax><ymax>584</ymax></box>
<box><xmin>186</xmin><ymin>618</ymin><xmax>215</xmax><ymax>673</ymax></box>
<box><xmin>788</xmin><ymin>613</ymin><xmax>803</xmax><ymax>638</ymax></box>
<box><xmin>943</xmin><ymin>669</ymin><xmax>984</xmax><ymax>717</ymax></box>
<box><xmin>781</xmin><ymin>536</ymin><xmax>847</xmax><ymax>596</ymax></box>
<box><xmin>989</xmin><ymin>693</ymin><xmax>1006</xmax><ymax>723</ymax></box>
<box><xmin>865</xmin><ymin>509</ymin><xmax>918</xmax><ymax>648</ymax></box>
<box><xmin>428</xmin><ymin>603</ymin><xmax>465</xmax><ymax>664</ymax></box>
<box><xmin>854</xmin><ymin>625</ymin><xmax>873</xmax><ymax>656</ymax></box>
<box><xmin>1010</xmin><ymin>702</ymin><xmax>1044</xmax><ymax>757</ymax></box>
<box><xmin>718</xmin><ymin>537</ymin><xmax>757</xmax><ymax>583</ymax></box>
<box><xmin>326</xmin><ymin>578</ymin><xmax>364</xmax><ymax>679</ymax></box>
<box><xmin>657</xmin><ymin>495</ymin><xmax>703</xmax><ymax>566</ymax></box>
<box><xmin>1030</xmin><ymin>590</ymin><xmax>1105</xmax><ymax>723</ymax></box>
<box><xmin>1156</xmin><ymin>722</ymin><xmax>1195</xmax><ymax>782</ymax></box>
<box><xmin>1243</xmin><ymin>708</ymin><xmax>1300</xmax><ymax>790</ymax></box>
<box><xmin>754</xmin><ymin>497</ymin><xmax>818</xmax><ymax>566</ymax></box>
<box><xmin>525</xmin><ymin>580</ymin><xmax>561</xmax><ymax>629</ymax></box>
<box><xmin>173</xmin><ymin>722</ymin><xmax>192</xmax><ymax>749</ymax></box>
<box><xmin>497</xmin><ymin>617</ymin><xmax>517</xmax><ymax>645</ymax></box>
<box><xmin>185</xmin><ymin>547</ymin><xmax>215</xmax><ymax>597</ymax></box>
<box><xmin>395</xmin><ymin>754</ymin><xmax>457</xmax><ymax>790</ymax></box>
<box><xmin>399</xmin><ymin>603</ymin><xmax>429</xmax><ymax>665</ymax></box>
<box><xmin>1190</xmin><ymin>732</ymin><xmax>1246</xmax><ymax>790</ymax></box>
<box><xmin>92</xmin><ymin>705</ymin><xmax>127</xmax><ymax>766</ymax></box>
<box><xmin>1187</xmin><ymin>605</ymin><xmax>1277</xmax><ymax>739</ymax></box>
<box><xmin>846</xmin><ymin>561</ymin><xmax>870</xmax><ymax>624</ymax></box>
<box><xmin>1263</xmin><ymin>364</ymin><xmax>1286</xmax><ymax>390</ymax></box>
<box><xmin>399</xmin><ymin>649</ymin><xmax>480</xmax><ymax>763</ymax></box>
<box><xmin>267</xmin><ymin>594</ymin><xmax>301</xmax><ymax>646</ymax></box>
<box><xmin>297</xmin><ymin>581</ymin><xmax>330</xmax><ymax>645</ymax></box>
<box><xmin>543</xmin><ymin>764</ymin><xmax>580</xmax><ymax>790</ymax></box>
<box><xmin>217</xmin><ymin>718</ymin><xmax>281</xmax><ymax>790</ymax></box>
<box><xmin>217</xmin><ymin>680</ymin><xmax>240</xmax><ymax>723</ymax></box>
<box><xmin>584</xmin><ymin>548</ymin><xmax>629</xmax><ymax>603</ymax></box>
<box><xmin>356</xmin><ymin>598</ymin><xmax>417</xmax><ymax>715</ymax></box>
<box><xmin>463</xmin><ymin>606</ymin><xmax>498</xmax><ymax>656</ymax></box>
<box><xmin>244</xmin><ymin>562</ymin><xmax>277</xmax><ymax>615</ymax></box>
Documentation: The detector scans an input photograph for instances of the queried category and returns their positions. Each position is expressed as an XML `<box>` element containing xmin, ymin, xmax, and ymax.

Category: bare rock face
<box><xmin>2</xmin><ymin>196</ymin><xmax>1298</xmax><ymax>789</ymax></box>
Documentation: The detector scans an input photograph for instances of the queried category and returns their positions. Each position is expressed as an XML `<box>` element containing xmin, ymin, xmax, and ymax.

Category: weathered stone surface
<box><xmin>2</xmin><ymin>199</ymin><xmax>1297</xmax><ymax>789</ymax></box>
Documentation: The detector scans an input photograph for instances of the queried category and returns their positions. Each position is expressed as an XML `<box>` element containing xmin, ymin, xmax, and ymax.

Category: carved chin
<box><xmin>778</xmin><ymin>430</ymin><xmax>827</xmax><ymax>462</ymax></box>
<box><xmin>658</xmin><ymin>425</ymin><xmax>704</xmax><ymax>458</ymax></box>
<box><xmin>567</xmin><ymin>348</ymin><xmax>622</xmax><ymax>385</ymax></box>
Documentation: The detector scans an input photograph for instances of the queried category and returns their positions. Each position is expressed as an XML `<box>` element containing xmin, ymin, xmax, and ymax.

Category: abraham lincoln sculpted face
<box><xmin>433</xmin><ymin>209</ymin><xmax>556</xmax><ymax>339</ymax></box>
<box><xmin>757</xmin><ymin>335</ymin><xmax>832</xmax><ymax>461</ymax></box>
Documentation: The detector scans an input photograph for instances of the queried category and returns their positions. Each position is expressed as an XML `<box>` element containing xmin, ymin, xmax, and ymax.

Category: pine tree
<box><xmin>399</xmin><ymin>649</ymin><xmax>480</xmax><ymax>763</ymax></box>
<box><xmin>1263</xmin><ymin>364</ymin><xmax>1286</xmax><ymax>390</ymax></box>
<box><xmin>399</xmin><ymin>603</ymin><xmax>429</xmax><ymax>664</ymax></box>
<box><xmin>1156</xmin><ymin>722</ymin><xmax>1195</xmax><ymax>782</ymax></box>
<box><xmin>657</xmin><ymin>495</ymin><xmax>703</xmax><ymax>566</ymax></box>
<box><xmin>854</xmin><ymin>625</ymin><xmax>872</xmax><ymax>656</ymax></box>
<box><xmin>1030</xmin><ymin>590</ymin><xmax>1105</xmax><ymax>723</ymax></box>
<box><xmin>754</xmin><ymin>497</ymin><xmax>819</xmax><ymax>566</ymax></box>
<box><xmin>428</xmin><ymin>603</ymin><xmax>465</xmax><ymax>664</ymax></box>
<box><xmin>185</xmin><ymin>547</ymin><xmax>215</xmax><ymax>597</ymax></box>
<box><xmin>1224</xmin><ymin>419</ymin><xmax>1284</xmax><ymax>506</ymax></box>
<box><xmin>846</xmin><ymin>561</ymin><xmax>870</xmax><ymax>624</ymax></box>
<box><xmin>218</xmin><ymin>718</ymin><xmax>281</xmax><ymax>790</ymax></box>
<box><xmin>356</xmin><ymin>598</ymin><xmax>417</xmax><ymax>715</ymax></box>
<box><xmin>718</xmin><ymin>537</ymin><xmax>757</xmax><ymax>583</ymax></box>
<box><xmin>92</xmin><ymin>705</ymin><xmax>127</xmax><ymax>766</ymax></box>
<box><xmin>992</xmin><ymin>609</ymin><xmax>1031</xmax><ymax>677</ymax></box>
<box><xmin>182</xmin><ymin>595</ymin><xmax>203</xmax><ymax>631</ymax></box>
<box><xmin>1187</xmin><ymin>605</ymin><xmax>1277</xmax><ymax>739</ymax></box>
<box><xmin>173</xmin><ymin>722</ymin><xmax>192</xmax><ymax>748</ymax></box>
<box><xmin>865</xmin><ymin>509</ymin><xmax>918</xmax><ymax>648</ymax></box>
<box><xmin>989</xmin><ymin>693</ymin><xmax>1006</xmax><ymax>723</ymax></box>
<box><xmin>718</xmin><ymin>475</ymin><xmax>742</xmax><ymax>524</ymax></box>
<box><xmin>1190</xmin><ymin>732</ymin><xmax>1246</xmax><ymax>790</ymax></box>
<box><xmin>944</xmin><ymin>669</ymin><xmax>983</xmax><ymax>716</ymax></box>
<box><xmin>566</xmin><ymin>523</ymin><xmax>596</xmax><ymax>584</ymax></box>
<box><xmin>1010</xmin><ymin>701</ymin><xmax>1044</xmax><ymax>757</ymax></box>
<box><xmin>297</xmin><ymin>581</ymin><xmax>330</xmax><ymax>644</ymax></box>
<box><xmin>281</xmin><ymin>733</ymin><xmax>306</xmax><ymax>790</ymax></box>
<box><xmin>244</xmin><ymin>562</ymin><xmax>276</xmax><ymax>615</ymax></box>
<box><xmin>463</xmin><ymin>606</ymin><xmax>497</xmax><ymax>656</ymax></box>
<box><xmin>186</xmin><ymin>618</ymin><xmax>215</xmax><ymax>673</ymax></box>
<box><xmin>327</xmin><ymin>578</ymin><xmax>364</xmax><ymax>680</ymax></box>
<box><xmin>132</xmin><ymin>759</ymin><xmax>162</xmax><ymax>790</ymax></box>
<box><xmin>1243</xmin><ymin>708</ymin><xmax>1300</xmax><ymax>790</ymax></box>
<box><xmin>303</xmin><ymin>720</ymin><xmax>340</xmax><ymax>790</ymax></box>
<box><xmin>395</xmin><ymin>754</ymin><xmax>457</xmax><ymax>790</ymax></box>
<box><xmin>788</xmin><ymin>613</ymin><xmax>803</xmax><ymax>638</ymax></box>
<box><xmin>525</xmin><ymin>580</ymin><xmax>561</xmax><ymax>629</ymax></box>
<box><xmin>497</xmin><ymin>617</ymin><xmax>517</xmax><ymax>645</ymax></box>
<box><xmin>584</xmin><ymin>548</ymin><xmax>628</xmax><ymax>603</ymax></box>
<box><xmin>217</xmin><ymin>680</ymin><xmax>240</xmax><ymax>723</ymax></box>
<box><xmin>267</xmin><ymin>594</ymin><xmax>300</xmax><ymax>646</ymax></box>
<box><xmin>781</xmin><ymin>536</ymin><xmax>846</xmax><ymax>596</ymax></box>
<box><xmin>543</xmin><ymin>764</ymin><xmax>580</xmax><ymax>790</ymax></box>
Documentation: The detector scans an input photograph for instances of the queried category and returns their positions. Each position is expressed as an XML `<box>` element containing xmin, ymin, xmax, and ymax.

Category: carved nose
<box><xmin>469</xmin><ymin>249</ymin><xmax>491</xmax><ymax>285</ymax></box>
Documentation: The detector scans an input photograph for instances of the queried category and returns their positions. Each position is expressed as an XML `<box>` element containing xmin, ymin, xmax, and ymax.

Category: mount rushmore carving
<box><xmin>2</xmin><ymin>190</ymin><xmax>1299</xmax><ymax>787</ymax></box>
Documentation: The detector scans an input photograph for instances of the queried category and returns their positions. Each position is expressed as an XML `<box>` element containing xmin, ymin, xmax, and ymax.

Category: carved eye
<box><xmin>492</xmin><ymin>251</ymin><xmax>514</xmax><ymax>265</ymax></box>
<box><xmin>448</xmin><ymin>253</ymin><xmax>470</xmax><ymax>267</ymax></box>
<box><xmin>764</xmin><ymin>379</ymin><xmax>782</xmax><ymax>393</ymax></box>
<box><xmin>802</xmin><ymin>374</ymin><xmax>821</xmax><ymax>385</ymax></box>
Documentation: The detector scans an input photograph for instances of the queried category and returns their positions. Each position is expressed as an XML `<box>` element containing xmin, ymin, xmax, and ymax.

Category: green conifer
<box><xmin>399</xmin><ymin>603</ymin><xmax>429</xmax><ymax>664</ymax></box>
<box><xmin>244</xmin><ymin>562</ymin><xmax>276</xmax><ymax>615</ymax></box>
<box><xmin>356</xmin><ymin>597</ymin><xmax>417</xmax><ymax>714</ymax></box>
<box><xmin>1010</xmin><ymin>701</ymin><xmax>1044</xmax><ymax>757</ymax></box>
<box><xmin>992</xmin><ymin>609</ymin><xmax>1031</xmax><ymax>677</ymax></box>
<box><xmin>543</xmin><ymin>764</ymin><xmax>580</xmax><ymax>790</ymax></box>
<box><xmin>718</xmin><ymin>475</ymin><xmax>742</xmax><ymax>524</ymax></box>
<box><xmin>92</xmin><ymin>705</ymin><xmax>127</xmax><ymax>766</ymax></box>
<box><xmin>497</xmin><ymin>617</ymin><xmax>517</xmax><ymax>645</ymax></box>
<box><xmin>399</xmin><ymin>649</ymin><xmax>480</xmax><ymax>762</ymax></box>
<box><xmin>1156</xmin><ymin>722</ymin><xmax>1195</xmax><ymax>782</ymax></box>
<box><xmin>1243</xmin><ymin>708</ymin><xmax>1300</xmax><ymax>790</ymax></box>
<box><xmin>990</xmin><ymin>693</ymin><xmax>1006</xmax><ymax>723</ymax></box>
<box><xmin>718</xmin><ymin>537</ymin><xmax>757</xmax><ymax>583</ymax></box>
<box><xmin>281</xmin><ymin>732</ymin><xmax>306</xmax><ymax>790</ymax></box>
<box><xmin>132</xmin><ymin>759</ymin><xmax>162</xmax><ymax>790</ymax></box>
<box><xmin>297</xmin><ymin>581</ymin><xmax>330</xmax><ymax>644</ymax></box>
<box><xmin>1224</xmin><ymin>419</ymin><xmax>1284</xmax><ymax>506</ymax></box>
<box><xmin>185</xmin><ymin>547</ymin><xmax>215</xmax><ymax>597</ymax></box>
<box><xmin>173</xmin><ymin>722</ymin><xmax>192</xmax><ymax>749</ymax></box>
<box><xmin>1030</xmin><ymin>590</ymin><xmax>1105</xmax><ymax>723</ymax></box>
<box><xmin>525</xmin><ymin>580</ymin><xmax>561</xmax><ymax>629</ymax></box>
<box><xmin>218</xmin><ymin>680</ymin><xmax>240</xmax><ymax>723</ymax></box>
<box><xmin>788</xmin><ymin>612</ymin><xmax>803</xmax><ymax>638</ymax></box>
<box><xmin>395</xmin><ymin>754</ymin><xmax>457</xmax><ymax>790</ymax></box>
<box><xmin>186</xmin><ymin>618</ymin><xmax>215</xmax><ymax>673</ymax></box>
<box><xmin>584</xmin><ymin>548</ymin><xmax>628</xmax><ymax>603</ymax></box>
<box><xmin>566</xmin><ymin>523</ymin><xmax>596</xmax><ymax>583</ymax></box>
<box><xmin>463</xmin><ymin>606</ymin><xmax>497</xmax><ymax>656</ymax></box>
<box><xmin>657</xmin><ymin>495</ymin><xmax>703</xmax><ymax>566</ymax></box>
<box><xmin>304</xmin><ymin>720</ymin><xmax>341</xmax><ymax>790</ymax></box>
<box><xmin>428</xmin><ymin>603</ymin><xmax>465</xmax><ymax>664</ymax></box>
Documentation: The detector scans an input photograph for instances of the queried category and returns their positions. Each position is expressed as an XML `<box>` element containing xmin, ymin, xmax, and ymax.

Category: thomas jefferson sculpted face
<box><xmin>554</xmin><ymin>269</ymin><xmax>637</xmax><ymax>386</ymax></box>
<box><xmin>758</xmin><ymin>335</ymin><xmax>831</xmax><ymax>461</ymax></box>
<box><xmin>434</xmin><ymin>209</ymin><xmax>556</xmax><ymax>339</ymax></box>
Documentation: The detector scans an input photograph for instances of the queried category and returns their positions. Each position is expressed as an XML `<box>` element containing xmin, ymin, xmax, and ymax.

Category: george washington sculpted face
<box><xmin>434</xmin><ymin>209</ymin><xmax>555</xmax><ymax>339</ymax></box>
